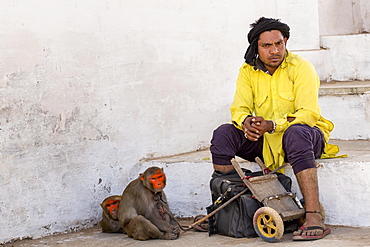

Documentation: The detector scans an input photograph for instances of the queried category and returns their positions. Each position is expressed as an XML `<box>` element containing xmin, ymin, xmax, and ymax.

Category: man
<box><xmin>210</xmin><ymin>17</ymin><xmax>340</xmax><ymax>241</ymax></box>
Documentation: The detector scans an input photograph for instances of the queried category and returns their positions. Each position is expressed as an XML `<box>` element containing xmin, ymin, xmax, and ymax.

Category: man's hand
<box><xmin>243</xmin><ymin>116</ymin><xmax>274</xmax><ymax>141</ymax></box>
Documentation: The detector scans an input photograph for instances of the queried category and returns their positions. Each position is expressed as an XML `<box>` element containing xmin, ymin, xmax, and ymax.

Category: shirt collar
<box><xmin>279</xmin><ymin>50</ymin><xmax>289</xmax><ymax>69</ymax></box>
<box><xmin>253</xmin><ymin>57</ymin><xmax>270</xmax><ymax>74</ymax></box>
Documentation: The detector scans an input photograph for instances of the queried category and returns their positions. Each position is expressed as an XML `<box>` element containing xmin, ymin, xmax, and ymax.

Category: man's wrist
<box><xmin>268</xmin><ymin>120</ymin><xmax>276</xmax><ymax>134</ymax></box>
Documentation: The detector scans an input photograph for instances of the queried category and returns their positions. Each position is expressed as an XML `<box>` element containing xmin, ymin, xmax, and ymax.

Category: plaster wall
<box><xmin>320</xmin><ymin>34</ymin><xmax>370</xmax><ymax>81</ymax></box>
<box><xmin>318</xmin><ymin>0</ymin><xmax>370</xmax><ymax>35</ymax></box>
<box><xmin>319</xmin><ymin>93</ymin><xmax>370</xmax><ymax>140</ymax></box>
<box><xmin>0</xmin><ymin>0</ymin><xmax>367</xmax><ymax>243</ymax></box>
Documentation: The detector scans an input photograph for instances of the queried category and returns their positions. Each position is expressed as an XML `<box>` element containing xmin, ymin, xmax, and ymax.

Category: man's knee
<box><xmin>212</xmin><ymin>123</ymin><xmax>235</xmax><ymax>137</ymax></box>
<box><xmin>283</xmin><ymin>124</ymin><xmax>321</xmax><ymax>174</ymax></box>
<box><xmin>284</xmin><ymin>124</ymin><xmax>307</xmax><ymax>138</ymax></box>
<box><xmin>210</xmin><ymin>124</ymin><xmax>240</xmax><ymax>166</ymax></box>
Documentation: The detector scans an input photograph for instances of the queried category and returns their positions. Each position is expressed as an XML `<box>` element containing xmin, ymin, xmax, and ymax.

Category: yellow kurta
<box><xmin>230</xmin><ymin>51</ymin><xmax>340</xmax><ymax>170</ymax></box>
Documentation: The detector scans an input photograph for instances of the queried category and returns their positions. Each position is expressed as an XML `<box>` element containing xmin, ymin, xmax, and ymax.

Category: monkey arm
<box><xmin>145</xmin><ymin>211</ymin><xmax>177</xmax><ymax>233</ymax></box>
<box><xmin>100</xmin><ymin>214</ymin><xmax>124</xmax><ymax>233</ymax></box>
<box><xmin>142</xmin><ymin>193</ymin><xmax>177</xmax><ymax>233</ymax></box>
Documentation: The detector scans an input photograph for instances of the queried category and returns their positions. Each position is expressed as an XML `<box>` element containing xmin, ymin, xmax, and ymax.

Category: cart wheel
<box><xmin>253</xmin><ymin>207</ymin><xmax>284</xmax><ymax>243</ymax></box>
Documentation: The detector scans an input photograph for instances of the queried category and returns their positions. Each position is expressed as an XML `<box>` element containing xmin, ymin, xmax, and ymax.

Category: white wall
<box><xmin>0</xmin><ymin>0</ymin><xmax>369</xmax><ymax>243</ymax></box>
<box><xmin>320</xmin><ymin>34</ymin><xmax>370</xmax><ymax>81</ymax></box>
<box><xmin>318</xmin><ymin>0</ymin><xmax>370</xmax><ymax>35</ymax></box>
<box><xmin>319</xmin><ymin>94</ymin><xmax>370</xmax><ymax>140</ymax></box>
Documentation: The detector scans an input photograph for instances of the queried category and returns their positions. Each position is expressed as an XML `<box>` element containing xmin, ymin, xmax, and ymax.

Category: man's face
<box><xmin>257</xmin><ymin>30</ymin><xmax>287</xmax><ymax>74</ymax></box>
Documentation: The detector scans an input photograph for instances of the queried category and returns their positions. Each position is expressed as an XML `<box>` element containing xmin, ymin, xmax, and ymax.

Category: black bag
<box><xmin>207</xmin><ymin>168</ymin><xmax>292</xmax><ymax>238</ymax></box>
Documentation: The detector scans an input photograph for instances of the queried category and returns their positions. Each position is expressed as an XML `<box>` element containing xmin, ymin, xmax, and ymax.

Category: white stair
<box><xmin>319</xmin><ymin>81</ymin><xmax>370</xmax><ymax>140</ymax></box>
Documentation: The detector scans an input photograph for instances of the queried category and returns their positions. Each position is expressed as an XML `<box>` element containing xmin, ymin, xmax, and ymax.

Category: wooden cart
<box><xmin>231</xmin><ymin>158</ymin><xmax>305</xmax><ymax>242</ymax></box>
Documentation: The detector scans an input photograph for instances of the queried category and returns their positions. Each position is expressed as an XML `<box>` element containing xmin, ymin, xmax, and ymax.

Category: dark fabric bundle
<box><xmin>207</xmin><ymin>169</ymin><xmax>293</xmax><ymax>238</ymax></box>
<box><xmin>244</xmin><ymin>17</ymin><xmax>290</xmax><ymax>65</ymax></box>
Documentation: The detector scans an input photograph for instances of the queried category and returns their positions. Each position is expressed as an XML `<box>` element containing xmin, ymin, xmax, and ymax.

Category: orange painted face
<box><xmin>150</xmin><ymin>173</ymin><xmax>166</xmax><ymax>189</ymax></box>
<box><xmin>105</xmin><ymin>200</ymin><xmax>120</xmax><ymax>216</ymax></box>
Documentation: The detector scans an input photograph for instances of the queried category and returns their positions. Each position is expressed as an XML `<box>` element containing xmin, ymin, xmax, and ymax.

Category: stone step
<box><xmin>295</xmin><ymin>34</ymin><xmax>370</xmax><ymax>82</ymax></box>
<box><xmin>295</xmin><ymin>33</ymin><xmax>370</xmax><ymax>140</ymax></box>
<box><xmin>320</xmin><ymin>34</ymin><xmax>370</xmax><ymax>81</ymax></box>
<box><xmin>318</xmin><ymin>81</ymin><xmax>370</xmax><ymax>140</ymax></box>
<box><xmin>139</xmin><ymin>139</ymin><xmax>370</xmax><ymax>228</ymax></box>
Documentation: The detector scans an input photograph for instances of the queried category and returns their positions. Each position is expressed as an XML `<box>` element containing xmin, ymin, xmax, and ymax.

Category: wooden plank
<box><xmin>231</xmin><ymin>158</ymin><xmax>302</xmax><ymax>216</ymax></box>
<box><xmin>230</xmin><ymin>158</ymin><xmax>260</xmax><ymax>198</ymax></box>
<box><xmin>280</xmin><ymin>209</ymin><xmax>305</xmax><ymax>221</ymax></box>
<box><xmin>264</xmin><ymin>196</ymin><xmax>299</xmax><ymax>212</ymax></box>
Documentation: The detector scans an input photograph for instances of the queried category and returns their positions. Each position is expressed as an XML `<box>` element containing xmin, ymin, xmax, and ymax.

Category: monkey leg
<box><xmin>124</xmin><ymin>215</ymin><xmax>164</xmax><ymax>241</ymax></box>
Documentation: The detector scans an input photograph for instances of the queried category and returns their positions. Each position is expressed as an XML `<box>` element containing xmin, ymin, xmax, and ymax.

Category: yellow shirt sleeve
<box><xmin>230</xmin><ymin>64</ymin><xmax>254</xmax><ymax>129</ymax></box>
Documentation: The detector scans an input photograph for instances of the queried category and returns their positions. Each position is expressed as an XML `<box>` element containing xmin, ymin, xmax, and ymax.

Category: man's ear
<box><xmin>284</xmin><ymin>37</ymin><xmax>288</xmax><ymax>46</ymax></box>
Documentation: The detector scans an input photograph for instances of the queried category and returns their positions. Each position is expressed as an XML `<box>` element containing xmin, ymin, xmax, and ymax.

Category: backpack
<box><xmin>207</xmin><ymin>168</ymin><xmax>292</xmax><ymax>238</ymax></box>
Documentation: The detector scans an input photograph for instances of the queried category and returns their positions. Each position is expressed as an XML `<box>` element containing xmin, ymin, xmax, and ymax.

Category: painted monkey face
<box><xmin>150</xmin><ymin>173</ymin><xmax>166</xmax><ymax>191</ymax></box>
<box><xmin>105</xmin><ymin>200</ymin><xmax>120</xmax><ymax>219</ymax></box>
<box><xmin>140</xmin><ymin>167</ymin><xmax>167</xmax><ymax>193</ymax></box>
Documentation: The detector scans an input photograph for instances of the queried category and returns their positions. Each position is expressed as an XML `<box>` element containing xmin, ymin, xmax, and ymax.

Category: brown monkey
<box><xmin>99</xmin><ymin>195</ymin><xmax>124</xmax><ymax>233</ymax></box>
<box><xmin>118</xmin><ymin>166</ymin><xmax>180</xmax><ymax>241</ymax></box>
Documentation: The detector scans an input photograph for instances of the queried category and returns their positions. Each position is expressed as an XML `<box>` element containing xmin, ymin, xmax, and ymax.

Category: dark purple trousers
<box><xmin>210</xmin><ymin>123</ymin><xmax>324</xmax><ymax>174</ymax></box>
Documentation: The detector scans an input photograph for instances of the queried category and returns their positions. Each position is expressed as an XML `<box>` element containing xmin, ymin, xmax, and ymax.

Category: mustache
<box><xmin>268</xmin><ymin>55</ymin><xmax>281</xmax><ymax>59</ymax></box>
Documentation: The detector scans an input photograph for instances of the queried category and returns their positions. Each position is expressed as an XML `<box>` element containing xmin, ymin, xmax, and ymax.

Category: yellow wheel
<box><xmin>253</xmin><ymin>207</ymin><xmax>284</xmax><ymax>242</ymax></box>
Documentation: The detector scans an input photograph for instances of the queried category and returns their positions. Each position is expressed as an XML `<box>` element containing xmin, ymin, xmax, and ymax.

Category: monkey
<box><xmin>99</xmin><ymin>195</ymin><xmax>124</xmax><ymax>233</ymax></box>
<box><xmin>118</xmin><ymin>166</ymin><xmax>180</xmax><ymax>241</ymax></box>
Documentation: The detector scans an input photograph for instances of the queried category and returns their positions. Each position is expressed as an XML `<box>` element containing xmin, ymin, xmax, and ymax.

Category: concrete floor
<box><xmin>4</xmin><ymin>219</ymin><xmax>370</xmax><ymax>247</ymax></box>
